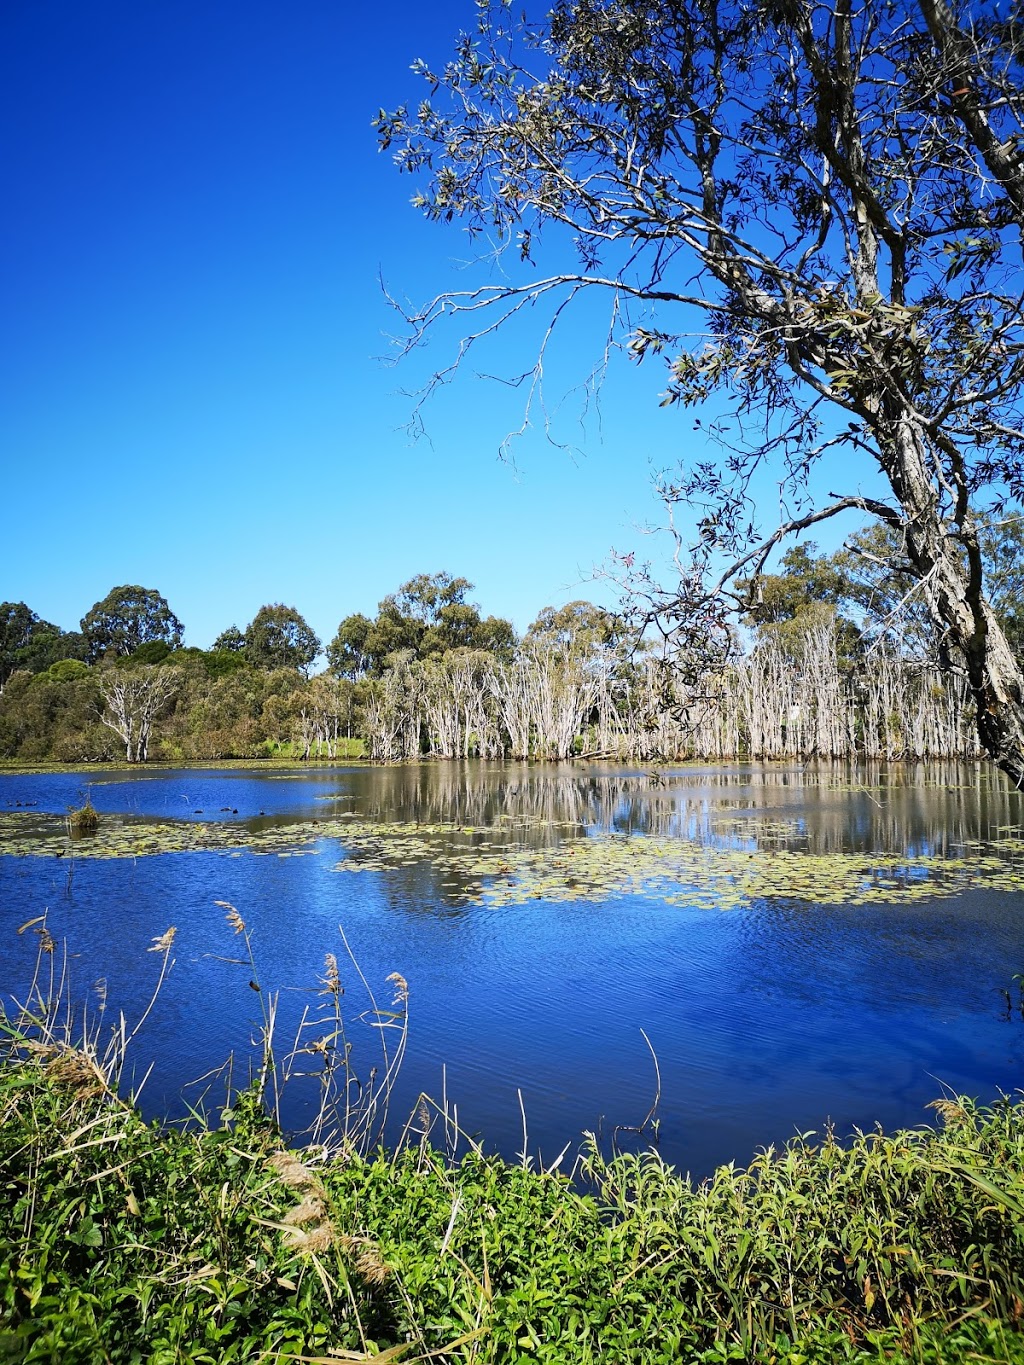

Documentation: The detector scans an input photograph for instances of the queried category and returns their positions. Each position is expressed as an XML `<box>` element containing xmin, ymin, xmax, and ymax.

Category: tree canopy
<box><xmin>212</xmin><ymin>626</ymin><xmax>247</xmax><ymax>653</ymax></box>
<box><xmin>0</xmin><ymin>603</ymin><xmax>69</xmax><ymax>687</ymax></box>
<box><xmin>81</xmin><ymin>586</ymin><xmax>184</xmax><ymax>662</ymax></box>
<box><xmin>328</xmin><ymin>573</ymin><xmax>516</xmax><ymax>677</ymax></box>
<box><xmin>245</xmin><ymin>605</ymin><xmax>321</xmax><ymax>675</ymax></box>
<box><xmin>378</xmin><ymin>0</ymin><xmax>1024</xmax><ymax>781</ymax></box>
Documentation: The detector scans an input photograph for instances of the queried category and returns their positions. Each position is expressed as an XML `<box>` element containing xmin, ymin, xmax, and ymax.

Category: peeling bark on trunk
<box><xmin>877</xmin><ymin>413</ymin><xmax>1024</xmax><ymax>787</ymax></box>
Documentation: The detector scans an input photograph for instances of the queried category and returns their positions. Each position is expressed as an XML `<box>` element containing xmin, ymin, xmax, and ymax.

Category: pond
<box><xmin>1</xmin><ymin>759</ymin><xmax>1023</xmax><ymax>1178</ymax></box>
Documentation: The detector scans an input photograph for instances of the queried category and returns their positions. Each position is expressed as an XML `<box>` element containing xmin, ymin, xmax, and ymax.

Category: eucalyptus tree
<box><xmin>328</xmin><ymin>613</ymin><xmax>375</xmax><ymax>678</ymax></box>
<box><xmin>245</xmin><ymin>605</ymin><xmax>321</xmax><ymax>676</ymax></box>
<box><xmin>378</xmin><ymin>0</ymin><xmax>1024</xmax><ymax>783</ymax></box>
<box><xmin>0</xmin><ymin>603</ymin><xmax>64</xmax><ymax>687</ymax></box>
<box><xmin>82</xmin><ymin>586</ymin><xmax>183</xmax><ymax>662</ymax></box>
<box><xmin>98</xmin><ymin>666</ymin><xmax>179</xmax><ymax>763</ymax></box>
<box><xmin>329</xmin><ymin>574</ymin><xmax>516</xmax><ymax>677</ymax></box>
<box><xmin>212</xmin><ymin>625</ymin><xmax>247</xmax><ymax>653</ymax></box>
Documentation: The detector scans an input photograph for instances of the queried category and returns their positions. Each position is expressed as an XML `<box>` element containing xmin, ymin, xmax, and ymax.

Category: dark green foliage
<box><xmin>244</xmin><ymin>604</ymin><xmax>321</xmax><ymax>675</ymax></box>
<box><xmin>81</xmin><ymin>586</ymin><xmax>184</xmax><ymax>663</ymax></box>
<box><xmin>13</xmin><ymin>628</ymin><xmax>88</xmax><ymax>677</ymax></box>
<box><xmin>740</xmin><ymin>545</ymin><xmax>853</xmax><ymax>629</ymax></box>
<box><xmin>328</xmin><ymin>574</ymin><xmax>517</xmax><ymax>678</ymax></box>
<box><xmin>474</xmin><ymin>614</ymin><xmax>517</xmax><ymax>661</ymax></box>
<box><xmin>747</xmin><ymin>523</ymin><xmax>1024</xmax><ymax>667</ymax></box>
<box><xmin>0</xmin><ymin>604</ymin><xmax>70</xmax><ymax>687</ymax></box>
<box><xmin>211</xmin><ymin>625</ymin><xmax>246</xmax><ymax>653</ymax></box>
<box><xmin>200</xmin><ymin>648</ymin><xmax>249</xmax><ymax>680</ymax></box>
<box><xmin>327</xmin><ymin>612</ymin><xmax>375</xmax><ymax>678</ymax></box>
<box><xmin>44</xmin><ymin>659</ymin><xmax>90</xmax><ymax>683</ymax></box>
<box><xmin>0</xmin><ymin>669</ymin><xmax>111</xmax><ymax>763</ymax></box>
<box><xmin>127</xmin><ymin>640</ymin><xmax>173</xmax><ymax>666</ymax></box>
<box><xmin>526</xmin><ymin>600</ymin><xmax>622</xmax><ymax>650</ymax></box>
<box><xmin>1</xmin><ymin>1055</ymin><xmax>1022</xmax><ymax>1364</ymax></box>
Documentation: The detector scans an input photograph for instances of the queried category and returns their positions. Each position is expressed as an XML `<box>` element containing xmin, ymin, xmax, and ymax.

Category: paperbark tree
<box><xmin>98</xmin><ymin>667</ymin><xmax>178</xmax><ymax>763</ymax></box>
<box><xmin>378</xmin><ymin>0</ymin><xmax>1024</xmax><ymax>783</ymax></box>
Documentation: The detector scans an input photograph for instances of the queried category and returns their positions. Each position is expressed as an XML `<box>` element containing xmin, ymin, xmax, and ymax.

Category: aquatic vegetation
<box><xmin>0</xmin><ymin>809</ymin><xmax>323</xmax><ymax>859</ymax></box>
<box><xmin>5</xmin><ymin>803</ymin><xmax>1024</xmax><ymax>910</ymax></box>
<box><xmin>66</xmin><ymin>796</ymin><xmax>99</xmax><ymax>833</ymax></box>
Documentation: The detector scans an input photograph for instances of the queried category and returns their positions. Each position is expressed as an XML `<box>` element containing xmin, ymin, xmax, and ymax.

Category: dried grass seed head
<box><xmin>321</xmin><ymin>952</ymin><xmax>342</xmax><ymax>996</ymax></box>
<box><xmin>46</xmin><ymin>1050</ymin><xmax>107</xmax><ymax>1099</ymax></box>
<box><xmin>268</xmin><ymin>1151</ymin><xmax>317</xmax><ymax>1191</ymax></box>
<box><xmin>283</xmin><ymin>1196</ymin><xmax>326</xmax><ymax>1227</ymax></box>
<box><xmin>352</xmin><ymin>1241</ymin><xmax>391</xmax><ymax>1286</ymax></box>
<box><xmin>282</xmin><ymin>1222</ymin><xmax>335</xmax><ymax>1254</ymax></box>
<box><xmin>927</xmin><ymin>1097</ymin><xmax>971</xmax><ymax>1128</ymax></box>
<box><xmin>148</xmin><ymin>927</ymin><xmax>177</xmax><ymax>953</ymax></box>
<box><xmin>387</xmin><ymin>971</ymin><xmax>409</xmax><ymax>1004</ymax></box>
<box><xmin>215</xmin><ymin>900</ymin><xmax>246</xmax><ymax>934</ymax></box>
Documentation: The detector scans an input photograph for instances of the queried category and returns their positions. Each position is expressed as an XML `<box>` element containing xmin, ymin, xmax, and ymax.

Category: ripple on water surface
<box><xmin>1</xmin><ymin>760</ymin><xmax>1022</xmax><ymax>1176</ymax></box>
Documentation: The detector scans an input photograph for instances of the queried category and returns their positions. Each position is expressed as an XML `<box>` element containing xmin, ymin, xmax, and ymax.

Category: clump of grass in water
<box><xmin>67</xmin><ymin>795</ymin><xmax>99</xmax><ymax>833</ymax></box>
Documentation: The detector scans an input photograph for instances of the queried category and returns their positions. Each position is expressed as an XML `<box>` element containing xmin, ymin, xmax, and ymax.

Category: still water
<box><xmin>1</xmin><ymin>760</ymin><xmax>1022</xmax><ymax>1177</ymax></box>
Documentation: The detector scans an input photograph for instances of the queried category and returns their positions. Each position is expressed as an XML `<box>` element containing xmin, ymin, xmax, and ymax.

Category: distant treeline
<box><xmin>0</xmin><ymin>555</ymin><xmax>1001</xmax><ymax>763</ymax></box>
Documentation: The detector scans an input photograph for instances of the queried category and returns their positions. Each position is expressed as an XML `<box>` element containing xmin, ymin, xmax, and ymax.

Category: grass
<box><xmin>2</xmin><ymin>1065</ymin><xmax>1023</xmax><ymax>1363</ymax></box>
<box><xmin>66</xmin><ymin>797</ymin><xmax>99</xmax><ymax>834</ymax></box>
<box><xmin>1</xmin><ymin>923</ymin><xmax>1023</xmax><ymax>1364</ymax></box>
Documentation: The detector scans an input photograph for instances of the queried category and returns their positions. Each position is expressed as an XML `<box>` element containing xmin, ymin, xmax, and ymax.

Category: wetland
<box><xmin>2</xmin><ymin>758</ymin><xmax>1022</xmax><ymax>1177</ymax></box>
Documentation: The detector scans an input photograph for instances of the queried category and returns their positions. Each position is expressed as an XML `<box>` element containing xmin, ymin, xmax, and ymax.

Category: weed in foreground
<box><xmin>1</xmin><ymin>917</ymin><xmax>1023</xmax><ymax>1363</ymax></box>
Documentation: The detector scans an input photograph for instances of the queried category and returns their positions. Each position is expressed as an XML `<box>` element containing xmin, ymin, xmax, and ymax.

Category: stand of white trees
<box><xmin>341</xmin><ymin>619</ymin><xmax>980</xmax><ymax>764</ymax></box>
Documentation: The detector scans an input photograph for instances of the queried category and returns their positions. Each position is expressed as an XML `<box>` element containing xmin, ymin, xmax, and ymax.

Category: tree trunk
<box><xmin>883</xmin><ymin>414</ymin><xmax>1024</xmax><ymax>787</ymax></box>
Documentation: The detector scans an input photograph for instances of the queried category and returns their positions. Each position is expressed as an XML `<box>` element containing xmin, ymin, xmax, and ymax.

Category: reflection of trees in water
<box><xmin>347</xmin><ymin>760</ymin><xmax>1023</xmax><ymax>866</ymax></box>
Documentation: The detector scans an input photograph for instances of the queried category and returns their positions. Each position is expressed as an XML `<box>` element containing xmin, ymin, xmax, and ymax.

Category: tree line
<box><xmin>376</xmin><ymin>0</ymin><xmax>1024</xmax><ymax>787</ymax></box>
<box><xmin>1</xmin><ymin>538</ymin><xmax>1019</xmax><ymax>763</ymax></box>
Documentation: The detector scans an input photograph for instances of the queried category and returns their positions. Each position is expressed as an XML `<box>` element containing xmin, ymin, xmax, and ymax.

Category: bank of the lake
<box><xmin>3</xmin><ymin>759</ymin><xmax>1024</xmax><ymax>1361</ymax></box>
<box><xmin>2</xmin><ymin>1045</ymin><xmax>1023</xmax><ymax>1365</ymax></box>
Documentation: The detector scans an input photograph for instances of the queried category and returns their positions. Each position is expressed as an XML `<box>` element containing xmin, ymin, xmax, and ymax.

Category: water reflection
<box><xmin>4</xmin><ymin>758</ymin><xmax>1019</xmax><ymax>858</ymax></box>
<box><xmin>315</xmin><ymin>759</ymin><xmax>1021</xmax><ymax>858</ymax></box>
<box><xmin>1</xmin><ymin>760</ymin><xmax>1022</xmax><ymax>1178</ymax></box>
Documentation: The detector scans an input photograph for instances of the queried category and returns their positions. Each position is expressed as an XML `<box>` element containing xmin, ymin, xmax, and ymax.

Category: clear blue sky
<box><xmin>1</xmin><ymin>0</ymin><xmax>870</xmax><ymax>650</ymax></box>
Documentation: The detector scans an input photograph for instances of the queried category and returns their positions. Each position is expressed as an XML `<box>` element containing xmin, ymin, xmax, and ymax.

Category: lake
<box><xmin>1</xmin><ymin>759</ymin><xmax>1022</xmax><ymax>1178</ymax></box>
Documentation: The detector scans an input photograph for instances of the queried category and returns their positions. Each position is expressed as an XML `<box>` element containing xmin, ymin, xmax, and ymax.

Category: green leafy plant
<box><xmin>2</xmin><ymin>920</ymin><xmax>1023</xmax><ymax>1364</ymax></box>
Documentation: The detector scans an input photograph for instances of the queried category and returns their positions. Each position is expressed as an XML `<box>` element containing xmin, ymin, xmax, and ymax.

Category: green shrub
<box><xmin>45</xmin><ymin>659</ymin><xmax>90</xmax><ymax>682</ymax></box>
<box><xmin>127</xmin><ymin>640</ymin><xmax>172</xmax><ymax>666</ymax></box>
<box><xmin>1</xmin><ymin>1057</ymin><xmax>1022</xmax><ymax>1365</ymax></box>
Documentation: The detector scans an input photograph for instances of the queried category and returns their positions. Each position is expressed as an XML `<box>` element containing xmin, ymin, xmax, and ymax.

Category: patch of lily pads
<box><xmin>330</xmin><ymin>826</ymin><xmax>1024</xmax><ymax>909</ymax></box>
<box><xmin>3</xmin><ymin>807</ymin><xmax>1024</xmax><ymax>909</ymax></box>
<box><xmin>0</xmin><ymin>811</ymin><xmax>323</xmax><ymax>860</ymax></box>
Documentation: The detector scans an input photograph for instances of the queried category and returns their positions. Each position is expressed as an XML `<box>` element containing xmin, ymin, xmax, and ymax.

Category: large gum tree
<box><xmin>377</xmin><ymin>0</ymin><xmax>1024</xmax><ymax>783</ymax></box>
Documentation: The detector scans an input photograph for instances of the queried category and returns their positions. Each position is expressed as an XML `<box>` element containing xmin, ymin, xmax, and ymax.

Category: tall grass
<box><xmin>1</xmin><ymin>918</ymin><xmax>1022</xmax><ymax>1364</ymax></box>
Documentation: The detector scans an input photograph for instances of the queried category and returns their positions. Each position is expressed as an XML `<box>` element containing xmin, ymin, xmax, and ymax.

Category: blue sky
<box><xmin>1</xmin><ymin>0</ymin><xmax>869</xmax><ymax>651</ymax></box>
